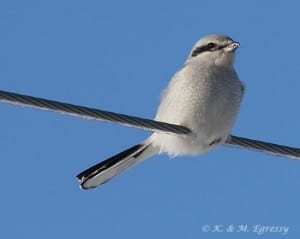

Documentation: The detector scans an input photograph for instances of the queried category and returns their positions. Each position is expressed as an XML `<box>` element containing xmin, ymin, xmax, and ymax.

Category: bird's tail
<box><xmin>76</xmin><ymin>138</ymin><xmax>158</xmax><ymax>189</ymax></box>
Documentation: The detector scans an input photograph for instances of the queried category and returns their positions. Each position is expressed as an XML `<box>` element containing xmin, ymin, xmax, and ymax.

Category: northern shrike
<box><xmin>77</xmin><ymin>34</ymin><xmax>244</xmax><ymax>189</ymax></box>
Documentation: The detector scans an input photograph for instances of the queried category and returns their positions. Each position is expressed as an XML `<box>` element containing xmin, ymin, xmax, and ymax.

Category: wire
<box><xmin>1</xmin><ymin>90</ymin><xmax>299</xmax><ymax>160</ymax></box>
<box><xmin>225</xmin><ymin>135</ymin><xmax>300</xmax><ymax>160</ymax></box>
<box><xmin>0</xmin><ymin>90</ymin><xmax>190</xmax><ymax>135</ymax></box>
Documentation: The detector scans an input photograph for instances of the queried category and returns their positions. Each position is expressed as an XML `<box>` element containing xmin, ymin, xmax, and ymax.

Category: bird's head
<box><xmin>188</xmin><ymin>34</ymin><xmax>239</xmax><ymax>67</ymax></box>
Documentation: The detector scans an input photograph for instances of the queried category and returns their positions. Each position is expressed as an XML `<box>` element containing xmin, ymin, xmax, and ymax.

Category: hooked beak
<box><xmin>225</xmin><ymin>41</ymin><xmax>240</xmax><ymax>52</ymax></box>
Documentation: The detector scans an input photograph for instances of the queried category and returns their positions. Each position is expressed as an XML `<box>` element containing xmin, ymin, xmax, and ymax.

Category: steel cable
<box><xmin>1</xmin><ymin>90</ymin><xmax>299</xmax><ymax>160</ymax></box>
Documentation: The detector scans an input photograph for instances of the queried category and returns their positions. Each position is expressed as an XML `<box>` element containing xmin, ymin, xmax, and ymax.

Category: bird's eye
<box><xmin>207</xmin><ymin>42</ymin><xmax>216</xmax><ymax>49</ymax></box>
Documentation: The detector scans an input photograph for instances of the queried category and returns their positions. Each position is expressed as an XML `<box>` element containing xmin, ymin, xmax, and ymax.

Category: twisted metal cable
<box><xmin>1</xmin><ymin>90</ymin><xmax>299</xmax><ymax>160</ymax></box>
<box><xmin>0</xmin><ymin>90</ymin><xmax>190</xmax><ymax>135</ymax></box>
<box><xmin>225</xmin><ymin>135</ymin><xmax>300</xmax><ymax>160</ymax></box>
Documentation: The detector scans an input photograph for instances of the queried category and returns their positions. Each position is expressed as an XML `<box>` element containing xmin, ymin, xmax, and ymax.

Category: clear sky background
<box><xmin>1</xmin><ymin>1</ymin><xmax>300</xmax><ymax>238</ymax></box>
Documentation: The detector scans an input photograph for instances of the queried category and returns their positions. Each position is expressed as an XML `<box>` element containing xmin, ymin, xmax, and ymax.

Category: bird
<box><xmin>76</xmin><ymin>34</ymin><xmax>244</xmax><ymax>189</ymax></box>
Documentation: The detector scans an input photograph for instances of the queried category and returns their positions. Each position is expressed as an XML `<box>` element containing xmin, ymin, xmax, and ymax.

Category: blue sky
<box><xmin>1</xmin><ymin>1</ymin><xmax>300</xmax><ymax>238</ymax></box>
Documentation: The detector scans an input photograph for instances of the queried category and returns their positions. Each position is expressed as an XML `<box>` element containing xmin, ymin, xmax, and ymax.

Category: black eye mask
<box><xmin>191</xmin><ymin>43</ymin><xmax>227</xmax><ymax>57</ymax></box>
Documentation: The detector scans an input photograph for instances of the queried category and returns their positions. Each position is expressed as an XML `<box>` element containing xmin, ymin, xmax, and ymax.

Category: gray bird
<box><xmin>77</xmin><ymin>34</ymin><xmax>244</xmax><ymax>189</ymax></box>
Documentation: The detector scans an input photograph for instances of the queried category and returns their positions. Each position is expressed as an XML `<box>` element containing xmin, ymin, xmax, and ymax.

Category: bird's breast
<box><xmin>153</xmin><ymin>64</ymin><xmax>243</xmax><ymax>156</ymax></box>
